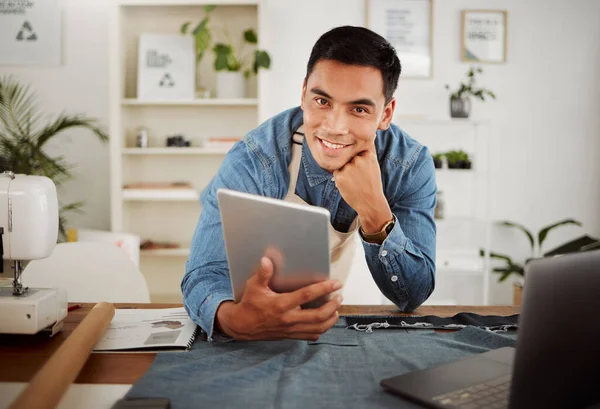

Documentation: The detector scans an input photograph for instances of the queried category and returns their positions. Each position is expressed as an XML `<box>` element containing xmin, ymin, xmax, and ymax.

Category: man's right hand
<box><xmin>215</xmin><ymin>256</ymin><xmax>343</xmax><ymax>341</ymax></box>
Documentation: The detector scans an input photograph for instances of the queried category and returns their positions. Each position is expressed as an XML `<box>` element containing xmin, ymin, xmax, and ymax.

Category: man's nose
<box><xmin>322</xmin><ymin>107</ymin><xmax>349</xmax><ymax>136</ymax></box>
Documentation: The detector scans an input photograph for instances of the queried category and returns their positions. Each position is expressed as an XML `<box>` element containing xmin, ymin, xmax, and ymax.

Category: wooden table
<box><xmin>0</xmin><ymin>304</ymin><xmax>519</xmax><ymax>385</ymax></box>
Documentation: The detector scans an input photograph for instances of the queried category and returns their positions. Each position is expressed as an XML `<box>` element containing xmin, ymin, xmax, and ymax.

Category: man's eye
<box><xmin>316</xmin><ymin>98</ymin><xmax>328</xmax><ymax>106</ymax></box>
<box><xmin>354</xmin><ymin>107</ymin><xmax>367</xmax><ymax>114</ymax></box>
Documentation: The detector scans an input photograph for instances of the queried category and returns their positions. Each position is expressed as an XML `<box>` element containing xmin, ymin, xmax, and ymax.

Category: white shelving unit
<box><xmin>395</xmin><ymin>116</ymin><xmax>493</xmax><ymax>306</ymax></box>
<box><xmin>122</xmin><ymin>147</ymin><xmax>232</xmax><ymax>155</ymax></box>
<box><xmin>122</xmin><ymin>98</ymin><xmax>258</xmax><ymax>106</ymax></box>
<box><xmin>109</xmin><ymin>0</ymin><xmax>265</xmax><ymax>302</ymax></box>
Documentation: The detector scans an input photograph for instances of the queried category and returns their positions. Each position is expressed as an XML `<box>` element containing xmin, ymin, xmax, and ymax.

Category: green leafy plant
<box><xmin>432</xmin><ymin>153</ymin><xmax>443</xmax><ymax>169</ymax></box>
<box><xmin>182</xmin><ymin>7</ymin><xmax>271</xmax><ymax>78</ymax></box>
<box><xmin>213</xmin><ymin>28</ymin><xmax>271</xmax><ymax>77</ymax></box>
<box><xmin>445</xmin><ymin>67</ymin><xmax>496</xmax><ymax>101</ymax></box>
<box><xmin>0</xmin><ymin>75</ymin><xmax>108</xmax><ymax>240</ymax></box>
<box><xmin>180</xmin><ymin>5</ymin><xmax>216</xmax><ymax>65</ymax></box>
<box><xmin>481</xmin><ymin>219</ymin><xmax>583</xmax><ymax>282</ymax></box>
<box><xmin>444</xmin><ymin>149</ymin><xmax>471</xmax><ymax>169</ymax></box>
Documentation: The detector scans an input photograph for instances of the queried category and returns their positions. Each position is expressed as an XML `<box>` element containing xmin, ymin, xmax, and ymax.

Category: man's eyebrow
<box><xmin>310</xmin><ymin>87</ymin><xmax>332</xmax><ymax>99</ymax></box>
<box><xmin>348</xmin><ymin>98</ymin><xmax>376</xmax><ymax>107</ymax></box>
<box><xmin>310</xmin><ymin>87</ymin><xmax>377</xmax><ymax>107</ymax></box>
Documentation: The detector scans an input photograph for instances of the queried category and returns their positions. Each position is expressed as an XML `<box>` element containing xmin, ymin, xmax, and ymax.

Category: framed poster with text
<box><xmin>461</xmin><ymin>10</ymin><xmax>507</xmax><ymax>63</ymax></box>
<box><xmin>367</xmin><ymin>0</ymin><xmax>433</xmax><ymax>78</ymax></box>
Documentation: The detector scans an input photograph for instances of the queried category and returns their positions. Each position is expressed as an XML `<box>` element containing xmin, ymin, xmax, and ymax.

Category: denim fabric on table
<box><xmin>344</xmin><ymin>313</ymin><xmax>519</xmax><ymax>333</ymax></box>
<box><xmin>126</xmin><ymin>319</ymin><xmax>517</xmax><ymax>409</ymax></box>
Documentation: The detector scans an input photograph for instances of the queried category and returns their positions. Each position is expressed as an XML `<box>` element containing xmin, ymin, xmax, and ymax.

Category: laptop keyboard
<box><xmin>431</xmin><ymin>374</ymin><xmax>511</xmax><ymax>409</ymax></box>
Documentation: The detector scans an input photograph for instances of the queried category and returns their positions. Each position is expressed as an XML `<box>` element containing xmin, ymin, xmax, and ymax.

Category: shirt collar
<box><xmin>300</xmin><ymin>137</ymin><xmax>333</xmax><ymax>187</ymax></box>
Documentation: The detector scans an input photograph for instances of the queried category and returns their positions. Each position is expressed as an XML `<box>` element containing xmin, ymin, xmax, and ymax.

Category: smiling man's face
<box><xmin>300</xmin><ymin>59</ymin><xmax>395</xmax><ymax>172</ymax></box>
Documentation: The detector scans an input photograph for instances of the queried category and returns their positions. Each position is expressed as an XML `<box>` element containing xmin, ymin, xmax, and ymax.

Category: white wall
<box><xmin>0</xmin><ymin>0</ymin><xmax>111</xmax><ymax>231</ymax></box>
<box><xmin>2</xmin><ymin>0</ymin><xmax>599</xmax><ymax>303</ymax></box>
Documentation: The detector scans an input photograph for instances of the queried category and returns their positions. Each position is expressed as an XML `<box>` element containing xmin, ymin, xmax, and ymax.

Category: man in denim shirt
<box><xmin>182</xmin><ymin>26</ymin><xmax>437</xmax><ymax>342</ymax></box>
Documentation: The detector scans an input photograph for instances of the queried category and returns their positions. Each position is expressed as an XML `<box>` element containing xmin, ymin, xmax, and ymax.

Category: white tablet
<box><xmin>217</xmin><ymin>188</ymin><xmax>331</xmax><ymax>306</ymax></box>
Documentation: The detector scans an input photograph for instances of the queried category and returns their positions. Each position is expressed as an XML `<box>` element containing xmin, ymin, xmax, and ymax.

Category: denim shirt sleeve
<box><xmin>360</xmin><ymin>146</ymin><xmax>437</xmax><ymax>312</ymax></box>
<box><xmin>181</xmin><ymin>140</ymin><xmax>273</xmax><ymax>340</ymax></box>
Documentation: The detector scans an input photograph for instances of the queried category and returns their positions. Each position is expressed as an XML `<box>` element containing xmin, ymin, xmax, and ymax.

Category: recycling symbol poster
<box><xmin>137</xmin><ymin>34</ymin><xmax>195</xmax><ymax>100</ymax></box>
<box><xmin>0</xmin><ymin>0</ymin><xmax>61</xmax><ymax>65</ymax></box>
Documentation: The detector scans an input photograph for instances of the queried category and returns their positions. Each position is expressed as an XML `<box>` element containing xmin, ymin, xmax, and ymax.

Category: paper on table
<box><xmin>93</xmin><ymin>308</ymin><xmax>198</xmax><ymax>352</ymax></box>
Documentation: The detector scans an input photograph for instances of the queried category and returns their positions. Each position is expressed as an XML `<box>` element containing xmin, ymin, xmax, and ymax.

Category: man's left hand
<box><xmin>333</xmin><ymin>144</ymin><xmax>393</xmax><ymax>234</ymax></box>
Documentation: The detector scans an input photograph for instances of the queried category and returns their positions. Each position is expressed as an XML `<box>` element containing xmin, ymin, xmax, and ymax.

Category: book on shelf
<box><xmin>93</xmin><ymin>307</ymin><xmax>199</xmax><ymax>352</ymax></box>
<box><xmin>203</xmin><ymin>137</ymin><xmax>242</xmax><ymax>149</ymax></box>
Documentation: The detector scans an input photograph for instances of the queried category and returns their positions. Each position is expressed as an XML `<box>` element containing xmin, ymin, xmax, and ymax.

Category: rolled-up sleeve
<box><xmin>361</xmin><ymin>146</ymin><xmax>437</xmax><ymax>311</ymax></box>
<box><xmin>181</xmin><ymin>140</ymin><xmax>272</xmax><ymax>340</ymax></box>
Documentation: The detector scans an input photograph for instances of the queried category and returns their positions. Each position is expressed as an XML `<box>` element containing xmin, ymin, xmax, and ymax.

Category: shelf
<box><xmin>123</xmin><ymin>147</ymin><xmax>231</xmax><ymax>155</ymax></box>
<box><xmin>141</xmin><ymin>248</ymin><xmax>191</xmax><ymax>257</ymax></box>
<box><xmin>435</xmin><ymin>168</ymin><xmax>475</xmax><ymax>172</ymax></box>
<box><xmin>396</xmin><ymin>116</ymin><xmax>490</xmax><ymax>126</ymax></box>
<box><xmin>119</xmin><ymin>0</ymin><xmax>258</xmax><ymax>6</ymax></box>
<box><xmin>122</xmin><ymin>189</ymin><xmax>199</xmax><ymax>201</ymax></box>
<box><xmin>122</xmin><ymin>98</ymin><xmax>258</xmax><ymax>107</ymax></box>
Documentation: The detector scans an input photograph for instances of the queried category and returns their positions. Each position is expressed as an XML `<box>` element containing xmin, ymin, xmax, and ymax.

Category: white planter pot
<box><xmin>216</xmin><ymin>72</ymin><xmax>245</xmax><ymax>99</ymax></box>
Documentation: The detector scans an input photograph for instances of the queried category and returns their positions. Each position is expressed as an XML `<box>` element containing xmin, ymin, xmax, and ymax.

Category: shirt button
<box><xmin>381</xmin><ymin>250</ymin><xmax>388</xmax><ymax>257</ymax></box>
<box><xmin>391</xmin><ymin>275</ymin><xmax>398</xmax><ymax>282</ymax></box>
<box><xmin>331</xmin><ymin>177</ymin><xmax>335</xmax><ymax>182</ymax></box>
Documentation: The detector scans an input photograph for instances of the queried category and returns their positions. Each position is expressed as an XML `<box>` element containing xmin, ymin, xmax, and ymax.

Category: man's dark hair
<box><xmin>305</xmin><ymin>26</ymin><xmax>402</xmax><ymax>104</ymax></box>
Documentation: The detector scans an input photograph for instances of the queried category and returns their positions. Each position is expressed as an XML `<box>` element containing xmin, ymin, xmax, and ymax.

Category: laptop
<box><xmin>380</xmin><ymin>250</ymin><xmax>600</xmax><ymax>409</ymax></box>
<box><xmin>216</xmin><ymin>188</ymin><xmax>331</xmax><ymax>307</ymax></box>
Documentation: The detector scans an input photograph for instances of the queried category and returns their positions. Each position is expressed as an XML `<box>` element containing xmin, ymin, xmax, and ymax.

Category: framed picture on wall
<box><xmin>366</xmin><ymin>0</ymin><xmax>433</xmax><ymax>78</ymax></box>
<box><xmin>461</xmin><ymin>10</ymin><xmax>507</xmax><ymax>63</ymax></box>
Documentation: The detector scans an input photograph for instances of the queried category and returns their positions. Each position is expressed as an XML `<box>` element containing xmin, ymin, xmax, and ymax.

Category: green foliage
<box><xmin>0</xmin><ymin>75</ymin><xmax>108</xmax><ymax>240</ymax></box>
<box><xmin>212</xmin><ymin>28</ymin><xmax>271</xmax><ymax>77</ymax></box>
<box><xmin>181</xmin><ymin>5</ymin><xmax>216</xmax><ymax>64</ymax></box>
<box><xmin>446</xmin><ymin>67</ymin><xmax>496</xmax><ymax>101</ymax></box>
<box><xmin>182</xmin><ymin>7</ymin><xmax>271</xmax><ymax>77</ymax></box>
<box><xmin>434</xmin><ymin>150</ymin><xmax>471</xmax><ymax>168</ymax></box>
<box><xmin>481</xmin><ymin>218</ymin><xmax>583</xmax><ymax>282</ymax></box>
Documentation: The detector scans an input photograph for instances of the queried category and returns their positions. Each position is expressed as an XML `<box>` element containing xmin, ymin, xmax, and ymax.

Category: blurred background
<box><xmin>1</xmin><ymin>0</ymin><xmax>598</xmax><ymax>306</ymax></box>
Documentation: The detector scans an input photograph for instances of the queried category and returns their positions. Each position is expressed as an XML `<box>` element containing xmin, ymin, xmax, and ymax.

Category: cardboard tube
<box><xmin>9</xmin><ymin>302</ymin><xmax>116</xmax><ymax>409</ymax></box>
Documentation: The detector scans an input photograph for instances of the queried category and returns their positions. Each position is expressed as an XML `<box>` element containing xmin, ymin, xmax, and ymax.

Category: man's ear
<box><xmin>378</xmin><ymin>98</ymin><xmax>396</xmax><ymax>131</ymax></box>
<box><xmin>300</xmin><ymin>78</ymin><xmax>307</xmax><ymax>110</ymax></box>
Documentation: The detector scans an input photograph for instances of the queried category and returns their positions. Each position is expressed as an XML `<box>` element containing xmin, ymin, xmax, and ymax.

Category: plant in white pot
<box><xmin>212</xmin><ymin>28</ymin><xmax>271</xmax><ymax>99</ymax></box>
<box><xmin>445</xmin><ymin>67</ymin><xmax>496</xmax><ymax>118</ymax></box>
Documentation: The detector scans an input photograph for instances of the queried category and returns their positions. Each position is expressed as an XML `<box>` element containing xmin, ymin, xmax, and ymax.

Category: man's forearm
<box><xmin>361</xmin><ymin>219</ymin><xmax>435</xmax><ymax>311</ymax></box>
<box><xmin>181</xmin><ymin>268</ymin><xmax>234</xmax><ymax>341</ymax></box>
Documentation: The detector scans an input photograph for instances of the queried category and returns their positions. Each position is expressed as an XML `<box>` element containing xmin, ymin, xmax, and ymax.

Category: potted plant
<box><xmin>480</xmin><ymin>218</ymin><xmax>583</xmax><ymax>305</ymax></box>
<box><xmin>212</xmin><ymin>28</ymin><xmax>271</xmax><ymax>98</ymax></box>
<box><xmin>445</xmin><ymin>150</ymin><xmax>472</xmax><ymax>169</ymax></box>
<box><xmin>0</xmin><ymin>75</ymin><xmax>108</xmax><ymax>240</ymax></box>
<box><xmin>445</xmin><ymin>67</ymin><xmax>496</xmax><ymax>118</ymax></box>
<box><xmin>432</xmin><ymin>153</ymin><xmax>443</xmax><ymax>169</ymax></box>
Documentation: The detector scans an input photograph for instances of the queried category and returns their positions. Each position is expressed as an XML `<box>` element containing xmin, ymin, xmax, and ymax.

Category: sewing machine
<box><xmin>0</xmin><ymin>171</ymin><xmax>68</xmax><ymax>335</ymax></box>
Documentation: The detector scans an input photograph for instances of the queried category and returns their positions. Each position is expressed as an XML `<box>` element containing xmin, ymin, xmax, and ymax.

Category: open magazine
<box><xmin>93</xmin><ymin>307</ymin><xmax>199</xmax><ymax>352</ymax></box>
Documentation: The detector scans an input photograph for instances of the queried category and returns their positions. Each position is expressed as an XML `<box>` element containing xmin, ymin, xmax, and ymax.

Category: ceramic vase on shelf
<box><xmin>216</xmin><ymin>72</ymin><xmax>245</xmax><ymax>99</ymax></box>
<box><xmin>450</xmin><ymin>97</ymin><xmax>471</xmax><ymax>118</ymax></box>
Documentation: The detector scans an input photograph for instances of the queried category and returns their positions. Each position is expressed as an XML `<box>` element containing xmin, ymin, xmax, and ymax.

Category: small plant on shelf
<box><xmin>212</xmin><ymin>28</ymin><xmax>271</xmax><ymax>78</ymax></box>
<box><xmin>432</xmin><ymin>153</ymin><xmax>443</xmax><ymax>169</ymax></box>
<box><xmin>181</xmin><ymin>6</ymin><xmax>271</xmax><ymax>99</ymax></box>
<box><xmin>445</xmin><ymin>150</ymin><xmax>472</xmax><ymax>169</ymax></box>
<box><xmin>445</xmin><ymin>67</ymin><xmax>496</xmax><ymax>118</ymax></box>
